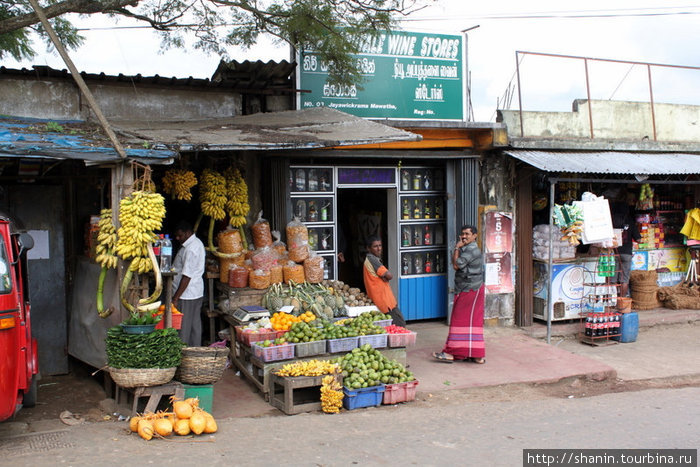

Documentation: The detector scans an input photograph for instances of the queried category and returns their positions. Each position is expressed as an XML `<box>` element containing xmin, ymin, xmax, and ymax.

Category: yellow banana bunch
<box><xmin>275</xmin><ymin>359</ymin><xmax>339</xmax><ymax>377</ymax></box>
<box><xmin>95</xmin><ymin>208</ymin><xmax>119</xmax><ymax>269</ymax></box>
<box><xmin>115</xmin><ymin>190</ymin><xmax>166</xmax><ymax>273</ymax></box>
<box><xmin>320</xmin><ymin>375</ymin><xmax>343</xmax><ymax>413</ymax></box>
<box><xmin>200</xmin><ymin>169</ymin><xmax>227</xmax><ymax>220</ymax></box>
<box><xmin>162</xmin><ymin>169</ymin><xmax>197</xmax><ymax>201</ymax></box>
<box><xmin>224</xmin><ymin>167</ymin><xmax>250</xmax><ymax>227</ymax></box>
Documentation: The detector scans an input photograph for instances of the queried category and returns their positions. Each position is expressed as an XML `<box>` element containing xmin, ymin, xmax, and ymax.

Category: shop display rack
<box><xmin>579</xmin><ymin>249</ymin><xmax>622</xmax><ymax>346</ymax></box>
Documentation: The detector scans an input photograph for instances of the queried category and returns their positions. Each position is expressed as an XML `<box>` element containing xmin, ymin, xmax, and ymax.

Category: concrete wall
<box><xmin>0</xmin><ymin>77</ymin><xmax>245</xmax><ymax>121</ymax></box>
<box><xmin>480</xmin><ymin>153</ymin><xmax>516</xmax><ymax>327</ymax></box>
<box><xmin>498</xmin><ymin>99</ymin><xmax>700</xmax><ymax>142</ymax></box>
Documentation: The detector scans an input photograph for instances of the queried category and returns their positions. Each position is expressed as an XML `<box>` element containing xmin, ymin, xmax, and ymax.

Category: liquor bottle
<box><xmin>402</xmin><ymin>255</ymin><xmax>411</xmax><ymax>275</ymax></box>
<box><xmin>425</xmin><ymin>253</ymin><xmax>432</xmax><ymax>273</ymax></box>
<box><xmin>321</xmin><ymin>229</ymin><xmax>331</xmax><ymax>250</ymax></box>
<box><xmin>434</xmin><ymin>199</ymin><xmax>441</xmax><ymax>219</ymax></box>
<box><xmin>308</xmin><ymin>230</ymin><xmax>318</xmax><ymax>250</ymax></box>
<box><xmin>414</xmin><ymin>254</ymin><xmax>423</xmax><ymax>274</ymax></box>
<box><xmin>320</xmin><ymin>202</ymin><xmax>329</xmax><ymax>221</ymax></box>
<box><xmin>424</xmin><ymin>199</ymin><xmax>431</xmax><ymax>219</ymax></box>
<box><xmin>413</xmin><ymin>199</ymin><xmax>421</xmax><ymax>219</ymax></box>
<box><xmin>401</xmin><ymin>170</ymin><xmax>409</xmax><ymax>191</ymax></box>
<box><xmin>320</xmin><ymin>172</ymin><xmax>330</xmax><ymax>191</ymax></box>
<box><xmin>424</xmin><ymin>225</ymin><xmax>432</xmax><ymax>245</ymax></box>
<box><xmin>295</xmin><ymin>169</ymin><xmax>306</xmax><ymax>191</ymax></box>
<box><xmin>295</xmin><ymin>199</ymin><xmax>306</xmax><ymax>219</ymax></box>
<box><xmin>402</xmin><ymin>199</ymin><xmax>410</xmax><ymax>219</ymax></box>
<box><xmin>308</xmin><ymin>169</ymin><xmax>318</xmax><ymax>191</ymax></box>
<box><xmin>308</xmin><ymin>201</ymin><xmax>318</xmax><ymax>222</ymax></box>
<box><xmin>423</xmin><ymin>171</ymin><xmax>431</xmax><ymax>190</ymax></box>
<box><xmin>402</xmin><ymin>226</ymin><xmax>411</xmax><ymax>247</ymax></box>
<box><xmin>413</xmin><ymin>227</ymin><xmax>422</xmax><ymax>246</ymax></box>
<box><xmin>435</xmin><ymin>253</ymin><xmax>443</xmax><ymax>273</ymax></box>
<box><xmin>413</xmin><ymin>171</ymin><xmax>422</xmax><ymax>191</ymax></box>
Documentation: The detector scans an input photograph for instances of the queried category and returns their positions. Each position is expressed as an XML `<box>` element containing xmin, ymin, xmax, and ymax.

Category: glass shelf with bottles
<box><xmin>317</xmin><ymin>254</ymin><xmax>336</xmax><ymax>281</ymax></box>
<box><xmin>290</xmin><ymin>167</ymin><xmax>333</xmax><ymax>193</ymax></box>
<box><xmin>400</xmin><ymin>223</ymin><xmax>446</xmax><ymax>249</ymax></box>
<box><xmin>290</xmin><ymin>196</ymin><xmax>334</xmax><ymax>223</ymax></box>
<box><xmin>398</xmin><ymin>167</ymin><xmax>445</xmax><ymax>193</ymax></box>
<box><xmin>307</xmin><ymin>226</ymin><xmax>335</xmax><ymax>253</ymax></box>
<box><xmin>399</xmin><ymin>195</ymin><xmax>445</xmax><ymax>221</ymax></box>
<box><xmin>400</xmin><ymin>250</ymin><xmax>447</xmax><ymax>277</ymax></box>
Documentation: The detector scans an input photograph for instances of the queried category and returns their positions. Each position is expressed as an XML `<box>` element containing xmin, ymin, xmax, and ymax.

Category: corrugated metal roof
<box><xmin>0</xmin><ymin>116</ymin><xmax>176</xmax><ymax>165</ymax></box>
<box><xmin>112</xmin><ymin>107</ymin><xmax>421</xmax><ymax>151</ymax></box>
<box><xmin>504</xmin><ymin>150</ymin><xmax>700</xmax><ymax>174</ymax></box>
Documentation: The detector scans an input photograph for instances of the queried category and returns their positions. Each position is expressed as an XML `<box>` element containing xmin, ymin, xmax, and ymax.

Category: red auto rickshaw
<box><xmin>0</xmin><ymin>213</ymin><xmax>38</xmax><ymax>421</ymax></box>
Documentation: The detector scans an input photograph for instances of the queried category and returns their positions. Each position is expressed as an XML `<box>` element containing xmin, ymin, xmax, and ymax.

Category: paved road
<box><xmin>3</xmin><ymin>387</ymin><xmax>698</xmax><ymax>466</ymax></box>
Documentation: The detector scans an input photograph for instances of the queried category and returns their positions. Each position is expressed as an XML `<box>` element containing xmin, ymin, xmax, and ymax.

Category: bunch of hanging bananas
<box><xmin>320</xmin><ymin>375</ymin><xmax>343</xmax><ymax>414</ymax></box>
<box><xmin>200</xmin><ymin>169</ymin><xmax>227</xmax><ymax>220</ymax></box>
<box><xmin>95</xmin><ymin>208</ymin><xmax>119</xmax><ymax>269</ymax></box>
<box><xmin>115</xmin><ymin>190</ymin><xmax>166</xmax><ymax>273</ymax></box>
<box><xmin>162</xmin><ymin>169</ymin><xmax>197</xmax><ymax>201</ymax></box>
<box><xmin>224</xmin><ymin>167</ymin><xmax>250</xmax><ymax>227</ymax></box>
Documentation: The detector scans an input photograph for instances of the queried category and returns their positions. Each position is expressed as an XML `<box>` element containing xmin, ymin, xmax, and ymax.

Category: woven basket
<box><xmin>176</xmin><ymin>346</ymin><xmax>229</xmax><ymax>384</ymax></box>
<box><xmin>108</xmin><ymin>366</ymin><xmax>176</xmax><ymax>388</ymax></box>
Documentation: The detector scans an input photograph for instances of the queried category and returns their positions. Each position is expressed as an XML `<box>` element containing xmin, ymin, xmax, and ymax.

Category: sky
<box><xmin>4</xmin><ymin>1</ymin><xmax>700</xmax><ymax>122</ymax></box>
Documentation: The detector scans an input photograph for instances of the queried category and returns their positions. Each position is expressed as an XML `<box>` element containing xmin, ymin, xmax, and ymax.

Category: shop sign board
<box><xmin>297</xmin><ymin>30</ymin><xmax>465</xmax><ymax>121</ymax></box>
<box><xmin>647</xmin><ymin>248</ymin><xmax>688</xmax><ymax>272</ymax></box>
<box><xmin>631</xmin><ymin>251</ymin><xmax>649</xmax><ymax>271</ymax></box>
<box><xmin>484</xmin><ymin>211</ymin><xmax>514</xmax><ymax>293</ymax></box>
<box><xmin>337</xmin><ymin>167</ymin><xmax>396</xmax><ymax>185</ymax></box>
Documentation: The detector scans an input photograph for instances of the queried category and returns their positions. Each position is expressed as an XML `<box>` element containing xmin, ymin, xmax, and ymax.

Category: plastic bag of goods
<box><xmin>283</xmin><ymin>261</ymin><xmax>305</xmax><ymax>284</ymax></box>
<box><xmin>271</xmin><ymin>230</ymin><xmax>287</xmax><ymax>256</ymax></box>
<box><xmin>219</xmin><ymin>255</ymin><xmax>242</xmax><ymax>284</ymax></box>
<box><xmin>304</xmin><ymin>253</ymin><xmax>325</xmax><ymax>284</ymax></box>
<box><xmin>218</xmin><ymin>228</ymin><xmax>243</xmax><ymax>254</ymax></box>
<box><xmin>270</xmin><ymin>265</ymin><xmax>283</xmax><ymax>284</ymax></box>
<box><xmin>289</xmin><ymin>244</ymin><xmax>309</xmax><ymax>263</ymax></box>
<box><xmin>244</xmin><ymin>259</ymin><xmax>254</xmax><ymax>272</ymax></box>
<box><xmin>251</xmin><ymin>211</ymin><xmax>273</xmax><ymax>249</ymax></box>
<box><xmin>245</xmin><ymin>247</ymin><xmax>256</xmax><ymax>261</ymax></box>
<box><xmin>286</xmin><ymin>217</ymin><xmax>309</xmax><ymax>249</ymax></box>
<box><xmin>228</xmin><ymin>264</ymin><xmax>249</xmax><ymax>288</ymax></box>
<box><xmin>251</xmin><ymin>246</ymin><xmax>279</xmax><ymax>271</ymax></box>
<box><xmin>249</xmin><ymin>269</ymin><xmax>271</xmax><ymax>289</ymax></box>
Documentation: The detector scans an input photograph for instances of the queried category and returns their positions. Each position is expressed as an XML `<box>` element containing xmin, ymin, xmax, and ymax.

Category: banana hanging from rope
<box><xmin>162</xmin><ymin>169</ymin><xmax>197</xmax><ymax>201</ymax></box>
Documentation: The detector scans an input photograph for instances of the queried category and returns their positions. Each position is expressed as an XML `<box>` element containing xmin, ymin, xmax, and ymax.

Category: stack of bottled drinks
<box><xmin>597</xmin><ymin>251</ymin><xmax>617</xmax><ymax>277</ymax></box>
<box><xmin>584</xmin><ymin>312</ymin><xmax>622</xmax><ymax>338</ymax></box>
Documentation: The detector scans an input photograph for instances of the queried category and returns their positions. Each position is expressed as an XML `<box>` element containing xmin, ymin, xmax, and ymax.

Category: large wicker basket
<box><xmin>108</xmin><ymin>366</ymin><xmax>176</xmax><ymax>388</ymax></box>
<box><xmin>176</xmin><ymin>346</ymin><xmax>229</xmax><ymax>384</ymax></box>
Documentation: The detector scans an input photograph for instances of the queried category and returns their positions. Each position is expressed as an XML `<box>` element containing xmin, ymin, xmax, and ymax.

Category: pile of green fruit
<box><xmin>335</xmin><ymin>344</ymin><xmax>414</xmax><ymax>389</ymax></box>
<box><xmin>281</xmin><ymin>321</ymin><xmax>324</xmax><ymax>343</ymax></box>
<box><xmin>321</xmin><ymin>321</ymin><xmax>359</xmax><ymax>339</ymax></box>
<box><xmin>345</xmin><ymin>312</ymin><xmax>387</xmax><ymax>336</ymax></box>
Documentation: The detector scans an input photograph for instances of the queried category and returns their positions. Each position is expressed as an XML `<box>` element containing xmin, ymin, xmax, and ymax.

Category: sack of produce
<box><xmin>251</xmin><ymin>211</ymin><xmax>273</xmax><ymax>249</ymax></box>
<box><xmin>251</xmin><ymin>246</ymin><xmax>279</xmax><ymax>271</ymax></box>
<box><xmin>304</xmin><ymin>253</ymin><xmax>324</xmax><ymax>284</ymax></box>
<box><xmin>249</xmin><ymin>269</ymin><xmax>271</xmax><ymax>289</ymax></box>
<box><xmin>286</xmin><ymin>217</ymin><xmax>308</xmax><ymax>250</ymax></box>
<box><xmin>270</xmin><ymin>265</ymin><xmax>283</xmax><ymax>284</ymax></box>
<box><xmin>217</xmin><ymin>228</ymin><xmax>243</xmax><ymax>254</ymax></box>
<box><xmin>283</xmin><ymin>261</ymin><xmax>305</xmax><ymax>284</ymax></box>
<box><xmin>271</xmin><ymin>230</ymin><xmax>287</xmax><ymax>256</ymax></box>
<box><xmin>228</xmin><ymin>264</ymin><xmax>249</xmax><ymax>288</ymax></box>
<box><xmin>289</xmin><ymin>244</ymin><xmax>309</xmax><ymax>263</ymax></box>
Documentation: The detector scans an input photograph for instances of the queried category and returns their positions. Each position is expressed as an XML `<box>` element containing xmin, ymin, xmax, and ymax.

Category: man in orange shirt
<box><xmin>363</xmin><ymin>235</ymin><xmax>406</xmax><ymax>327</ymax></box>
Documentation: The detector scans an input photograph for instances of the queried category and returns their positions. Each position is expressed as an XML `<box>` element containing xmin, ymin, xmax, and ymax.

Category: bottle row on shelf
<box><xmin>290</xmin><ymin>168</ymin><xmax>333</xmax><ymax>193</ymax></box>
<box><xmin>401</xmin><ymin>251</ymin><xmax>445</xmax><ymax>276</ymax></box>
<box><xmin>401</xmin><ymin>197</ymin><xmax>443</xmax><ymax>220</ymax></box>
<box><xmin>293</xmin><ymin>198</ymin><xmax>333</xmax><ymax>222</ymax></box>
<box><xmin>400</xmin><ymin>168</ymin><xmax>444</xmax><ymax>192</ymax></box>
<box><xmin>583</xmin><ymin>312</ymin><xmax>622</xmax><ymax>338</ymax></box>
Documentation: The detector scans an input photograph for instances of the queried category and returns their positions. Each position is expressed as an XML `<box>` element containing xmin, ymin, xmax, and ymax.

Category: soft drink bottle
<box><xmin>160</xmin><ymin>234</ymin><xmax>172</xmax><ymax>272</ymax></box>
<box><xmin>153</xmin><ymin>234</ymin><xmax>162</xmax><ymax>265</ymax></box>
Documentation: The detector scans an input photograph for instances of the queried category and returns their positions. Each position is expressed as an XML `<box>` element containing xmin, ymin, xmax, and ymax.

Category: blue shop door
<box><xmin>399</xmin><ymin>275</ymin><xmax>447</xmax><ymax>320</ymax></box>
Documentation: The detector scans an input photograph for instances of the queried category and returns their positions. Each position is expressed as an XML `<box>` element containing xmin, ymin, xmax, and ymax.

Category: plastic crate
<box><xmin>251</xmin><ymin>343</ymin><xmax>295</xmax><ymax>362</ymax></box>
<box><xmin>235</xmin><ymin>326</ymin><xmax>283</xmax><ymax>346</ymax></box>
<box><xmin>343</xmin><ymin>385</ymin><xmax>385</xmax><ymax>410</ymax></box>
<box><xmin>373</xmin><ymin>318</ymin><xmax>392</xmax><ymax>327</ymax></box>
<box><xmin>327</xmin><ymin>337</ymin><xmax>359</xmax><ymax>353</ymax></box>
<box><xmin>387</xmin><ymin>331</ymin><xmax>417</xmax><ymax>348</ymax></box>
<box><xmin>294</xmin><ymin>339</ymin><xmax>327</xmax><ymax>358</ymax></box>
<box><xmin>155</xmin><ymin>313</ymin><xmax>182</xmax><ymax>330</ymax></box>
<box><xmin>382</xmin><ymin>380</ymin><xmax>419</xmax><ymax>405</ymax></box>
<box><xmin>183</xmin><ymin>383</ymin><xmax>213</xmax><ymax>413</ymax></box>
<box><xmin>358</xmin><ymin>333</ymin><xmax>388</xmax><ymax>349</ymax></box>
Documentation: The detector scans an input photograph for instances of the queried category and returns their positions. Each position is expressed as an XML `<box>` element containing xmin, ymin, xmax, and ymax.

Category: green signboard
<box><xmin>297</xmin><ymin>30</ymin><xmax>465</xmax><ymax>121</ymax></box>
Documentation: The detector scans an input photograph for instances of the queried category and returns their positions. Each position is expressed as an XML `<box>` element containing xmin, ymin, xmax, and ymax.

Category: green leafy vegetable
<box><xmin>106</xmin><ymin>327</ymin><xmax>184</xmax><ymax>369</ymax></box>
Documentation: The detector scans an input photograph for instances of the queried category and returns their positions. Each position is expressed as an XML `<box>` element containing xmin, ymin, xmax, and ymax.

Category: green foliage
<box><xmin>45</xmin><ymin>121</ymin><xmax>64</xmax><ymax>132</ymax></box>
<box><xmin>0</xmin><ymin>0</ymin><xmax>431</xmax><ymax>86</ymax></box>
<box><xmin>106</xmin><ymin>326</ymin><xmax>184</xmax><ymax>369</ymax></box>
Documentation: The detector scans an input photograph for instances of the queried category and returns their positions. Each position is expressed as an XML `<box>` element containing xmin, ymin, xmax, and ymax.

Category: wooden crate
<box><xmin>269</xmin><ymin>373</ymin><xmax>342</xmax><ymax>415</ymax></box>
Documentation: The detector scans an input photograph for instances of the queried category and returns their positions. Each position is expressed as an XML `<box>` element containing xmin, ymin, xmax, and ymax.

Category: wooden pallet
<box><xmin>269</xmin><ymin>373</ymin><xmax>342</xmax><ymax>415</ymax></box>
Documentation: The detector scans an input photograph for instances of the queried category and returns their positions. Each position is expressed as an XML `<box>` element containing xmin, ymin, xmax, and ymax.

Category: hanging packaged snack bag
<box><xmin>251</xmin><ymin>211</ymin><xmax>273</xmax><ymax>249</ymax></box>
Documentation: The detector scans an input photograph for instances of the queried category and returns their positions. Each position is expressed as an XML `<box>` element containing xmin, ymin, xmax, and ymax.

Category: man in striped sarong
<box><xmin>433</xmin><ymin>225</ymin><xmax>485</xmax><ymax>363</ymax></box>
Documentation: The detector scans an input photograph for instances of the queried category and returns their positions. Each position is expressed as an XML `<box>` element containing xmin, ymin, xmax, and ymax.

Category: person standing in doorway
<box><xmin>433</xmin><ymin>225</ymin><xmax>486</xmax><ymax>363</ymax></box>
<box><xmin>172</xmin><ymin>220</ymin><xmax>206</xmax><ymax>347</ymax></box>
<box><xmin>363</xmin><ymin>235</ymin><xmax>406</xmax><ymax>327</ymax></box>
<box><xmin>610</xmin><ymin>196</ymin><xmax>641</xmax><ymax>298</ymax></box>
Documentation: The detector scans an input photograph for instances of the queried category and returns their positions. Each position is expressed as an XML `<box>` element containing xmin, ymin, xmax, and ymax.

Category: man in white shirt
<box><xmin>172</xmin><ymin>220</ymin><xmax>206</xmax><ymax>347</ymax></box>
